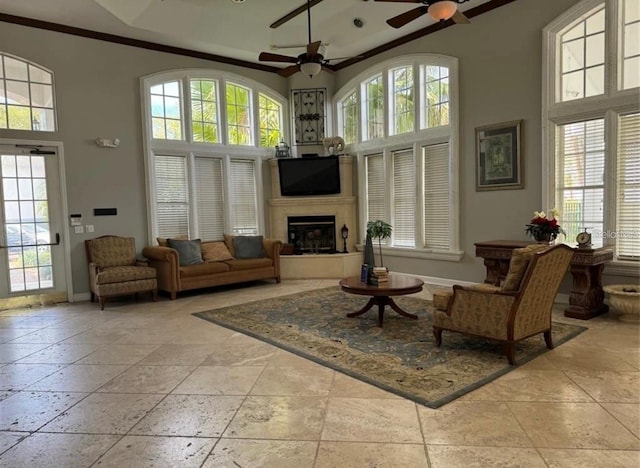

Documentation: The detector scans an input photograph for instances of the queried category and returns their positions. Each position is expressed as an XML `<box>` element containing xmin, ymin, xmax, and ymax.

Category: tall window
<box><xmin>544</xmin><ymin>0</ymin><xmax>640</xmax><ymax>267</ymax></box>
<box><xmin>151</xmin><ymin>81</ymin><xmax>182</xmax><ymax>140</ymax></box>
<box><xmin>622</xmin><ymin>0</ymin><xmax>640</xmax><ymax>89</ymax></box>
<box><xmin>143</xmin><ymin>70</ymin><xmax>285</xmax><ymax>242</ymax></box>
<box><xmin>190</xmin><ymin>79</ymin><xmax>219</xmax><ymax>143</ymax></box>
<box><xmin>341</xmin><ymin>91</ymin><xmax>358</xmax><ymax>144</ymax></box>
<box><xmin>560</xmin><ymin>5</ymin><xmax>605</xmax><ymax>101</ymax></box>
<box><xmin>392</xmin><ymin>66</ymin><xmax>414</xmax><ymax>135</ymax></box>
<box><xmin>337</xmin><ymin>55</ymin><xmax>460</xmax><ymax>258</ymax></box>
<box><xmin>226</xmin><ymin>83</ymin><xmax>252</xmax><ymax>146</ymax></box>
<box><xmin>365</xmin><ymin>75</ymin><xmax>384</xmax><ymax>140</ymax></box>
<box><xmin>258</xmin><ymin>93</ymin><xmax>282</xmax><ymax>148</ymax></box>
<box><xmin>424</xmin><ymin>66</ymin><xmax>449</xmax><ymax>128</ymax></box>
<box><xmin>0</xmin><ymin>53</ymin><xmax>55</xmax><ymax>131</ymax></box>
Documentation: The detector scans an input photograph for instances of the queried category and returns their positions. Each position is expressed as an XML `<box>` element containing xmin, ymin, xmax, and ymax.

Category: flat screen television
<box><xmin>278</xmin><ymin>156</ymin><xmax>341</xmax><ymax>196</ymax></box>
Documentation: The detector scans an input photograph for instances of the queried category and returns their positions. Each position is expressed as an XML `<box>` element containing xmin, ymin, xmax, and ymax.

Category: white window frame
<box><xmin>141</xmin><ymin>69</ymin><xmax>286</xmax><ymax>243</ymax></box>
<box><xmin>543</xmin><ymin>0</ymin><xmax>640</xmax><ymax>275</ymax></box>
<box><xmin>0</xmin><ymin>52</ymin><xmax>57</xmax><ymax>132</ymax></box>
<box><xmin>335</xmin><ymin>54</ymin><xmax>462</xmax><ymax>261</ymax></box>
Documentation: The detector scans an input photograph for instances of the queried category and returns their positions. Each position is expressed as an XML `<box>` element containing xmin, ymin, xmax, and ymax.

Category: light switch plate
<box><xmin>74</xmin><ymin>226</ymin><xmax>84</xmax><ymax>234</ymax></box>
<box><xmin>86</xmin><ymin>225</ymin><xmax>94</xmax><ymax>233</ymax></box>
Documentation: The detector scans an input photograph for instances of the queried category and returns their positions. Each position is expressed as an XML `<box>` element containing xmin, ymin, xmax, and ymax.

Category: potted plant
<box><xmin>367</xmin><ymin>220</ymin><xmax>392</xmax><ymax>267</ymax></box>
<box><xmin>525</xmin><ymin>209</ymin><xmax>565</xmax><ymax>243</ymax></box>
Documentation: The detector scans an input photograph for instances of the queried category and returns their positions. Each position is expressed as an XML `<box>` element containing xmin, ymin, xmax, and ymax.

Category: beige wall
<box><xmin>0</xmin><ymin>0</ymin><xmax>633</xmax><ymax>298</ymax></box>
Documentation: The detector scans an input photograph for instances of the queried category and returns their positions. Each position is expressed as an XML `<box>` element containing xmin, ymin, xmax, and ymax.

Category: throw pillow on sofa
<box><xmin>157</xmin><ymin>235</ymin><xmax>187</xmax><ymax>247</ymax></box>
<box><xmin>167</xmin><ymin>238</ymin><xmax>204</xmax><ymax>266</ymax></box>
<box><xmin>232</xmin><ymin>235</ymin><xmax>266</xmax><ymax>259</ymax></box>
<box><xmin>201</xmin><ymin>241</ymin><xmax>234</xmax><ymax>262</ymax></box>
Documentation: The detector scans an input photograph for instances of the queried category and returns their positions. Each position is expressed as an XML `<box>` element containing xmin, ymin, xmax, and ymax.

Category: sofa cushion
<box><xmin>223</xmin><ymin>234</ymin><xmax>235</xmax><ymax>257</ymax></box>
<box><xmin>95</xmin><ymin>265</ymin><xmax>157</xmax><ymax>285</ymax></box>
<box><xmin>179</xmin><ymin>261</ymin><xmax>230</xmax><ymax>278</ymax></box>
<box><xmin>502</xmin><ymin>244</ymin><xmax>550</xmax><ymax>292</ymax></box>
<box><xmin>233</xmin><ymin>235</ymin><xmax>266</xmax><ymax>259</ymax></box>
<box><xmin>157</xmin><ymin>235</ymin><xmax>188</xmax><ymax>247</ymax></box>
<box><xmin>224</xmin><ymin>258</ymin><xmax>273</xmax><ymax>271</ymax></box>
<box><xmin>168</xmin><ymin>238</ymin><xmax>204</xmax><ymax>266</ymax></box>
<box><xmin>201</xmin><ymin>241</ymin><xmax>234</xmax><ymax>262</ymax></box>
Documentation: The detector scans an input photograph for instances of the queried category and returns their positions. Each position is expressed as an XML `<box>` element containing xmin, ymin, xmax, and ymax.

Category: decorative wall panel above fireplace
<box><xmin>292</xmin><ymin>88</ymin><xmax>325</xmax><ymax>146</ymax></box>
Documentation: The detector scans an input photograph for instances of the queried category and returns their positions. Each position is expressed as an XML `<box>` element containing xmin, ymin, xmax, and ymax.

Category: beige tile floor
<box><xmin>0</xmin><ymin>279</ymin><xmax>638</xmax><ymax>467</ymax></box>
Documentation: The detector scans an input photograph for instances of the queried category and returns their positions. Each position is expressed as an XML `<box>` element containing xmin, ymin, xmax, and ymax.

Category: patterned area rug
<box><xmin>193</xmin><ymin>287</ymin><xmax>586</xmax><ymax>408</ymax></box>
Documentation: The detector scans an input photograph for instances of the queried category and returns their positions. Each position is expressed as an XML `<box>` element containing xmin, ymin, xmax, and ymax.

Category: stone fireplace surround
<box><xmin>268</xmin><ymin>155</ymin><xmax>362</xmax><ymax>278</ymax></box>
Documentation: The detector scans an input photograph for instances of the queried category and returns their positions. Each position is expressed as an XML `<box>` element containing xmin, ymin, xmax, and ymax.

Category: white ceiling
<box><xmin>0</xmin><ymin>0</ymin><xmax>494</xmax><ymax>70</ymax></box>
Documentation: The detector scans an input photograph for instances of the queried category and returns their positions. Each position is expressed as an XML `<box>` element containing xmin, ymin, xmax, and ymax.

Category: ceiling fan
<box><xmin>259</xmin><ymin>0</ymin><xmax>356</xmax><ymax>77</ymax></box>
<box><xmin>375</xmin><ymin>0</ymin><xmax>471</xmax><ymax>29</ymax></box>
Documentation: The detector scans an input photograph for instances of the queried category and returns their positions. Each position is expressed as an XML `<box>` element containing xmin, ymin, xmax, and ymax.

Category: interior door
<box><xmin>0</xmin><ymin>144</ymin><xmax>68</xmax><ymax>306</ymax></box>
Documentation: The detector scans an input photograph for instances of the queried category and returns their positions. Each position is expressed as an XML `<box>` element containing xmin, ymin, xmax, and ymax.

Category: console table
<box><xmin>474</xmin><ymin>240</ymin><xmax>614</xmax><ymax>320</ymax></box>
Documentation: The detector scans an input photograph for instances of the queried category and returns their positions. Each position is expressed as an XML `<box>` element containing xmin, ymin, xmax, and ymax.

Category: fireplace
<box><xmin>287</xmin><ymin>216</ymin><xmax>336</xmax><ymax>254</ymax></box>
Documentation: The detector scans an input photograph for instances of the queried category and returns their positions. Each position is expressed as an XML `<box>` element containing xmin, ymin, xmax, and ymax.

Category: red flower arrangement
<box><xmin>525</xmin><ymin>209</ymin><xmax>566</xmax><ymax>242</ymax></box>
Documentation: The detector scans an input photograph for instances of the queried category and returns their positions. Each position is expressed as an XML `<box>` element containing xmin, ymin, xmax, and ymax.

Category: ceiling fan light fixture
<box><xmin>428</xmin><ymin>1</ymin><xmax>458</xmax><ymax>22</ymax></box>
<box><xmin>300</xmin><ymin>61</ymin><xmax>322</xmax><ymax>78</ymax></box>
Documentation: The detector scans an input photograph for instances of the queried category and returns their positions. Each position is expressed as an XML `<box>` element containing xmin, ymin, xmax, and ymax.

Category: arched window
<box><xmin>334</xmin><ymin>54</ymin><xmax>461</xmax><ymax>260</ymax></box>
<box><xmin>142</xmin><ymin>70</ymin><xmax>286</xmax><ymax>242</ymax></box>
<box><xmin>0</xmin><ymin>53</ymin><xmax>56</xmax><ymax>131</ymax></box>
<box><xmin>543</xmin><ymin>0</ymin><xmax>639</xmax><ymax>270</ymax></box>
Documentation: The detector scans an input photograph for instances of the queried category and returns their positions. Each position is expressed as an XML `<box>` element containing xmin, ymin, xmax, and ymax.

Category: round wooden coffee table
<box><xmin>339</xmin><ymin>274</ymin><xmax>424</xmax><ymax>327</ymax></box>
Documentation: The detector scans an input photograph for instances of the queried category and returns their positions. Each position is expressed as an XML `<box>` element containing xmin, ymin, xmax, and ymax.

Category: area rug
<box><xmin>193</xmin><ymin>287</ymin><xmax>586</xmax><ymax>408</ymax></box>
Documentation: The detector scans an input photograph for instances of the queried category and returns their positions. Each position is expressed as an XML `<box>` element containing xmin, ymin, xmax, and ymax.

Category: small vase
<box><xmin>534</xmin><ymin>233</ymin><xmax>553</xmax><ymax>244</ymax></box>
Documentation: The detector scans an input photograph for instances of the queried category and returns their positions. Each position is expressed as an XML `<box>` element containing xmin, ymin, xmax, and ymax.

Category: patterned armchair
<box><xmin>432</xmin><ymin>244</ymin><xmax>574</xmax><ymax>364</ymax></box>
<box><xmin>85</xmin><ymin>235</ymin><xmax>158</xmax><ymax>310</ymax></box>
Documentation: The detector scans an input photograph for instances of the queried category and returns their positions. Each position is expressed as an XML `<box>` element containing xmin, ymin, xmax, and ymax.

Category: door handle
<box><xmin>0</xmin><ymin>233</ymin><xmax>60</xmax><ymax>249</ymax></box>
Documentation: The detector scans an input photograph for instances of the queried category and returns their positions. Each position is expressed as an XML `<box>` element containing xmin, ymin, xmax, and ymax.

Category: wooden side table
<box><xmin>474</xmin><ymin>240</ymin><xmax>614</xmax><ymax>320</ymax></box>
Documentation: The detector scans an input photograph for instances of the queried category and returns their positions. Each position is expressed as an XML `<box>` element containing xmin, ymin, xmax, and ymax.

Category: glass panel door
<box><xmin>0</xmin><ymin>146</ymin><xmax>67</xmax><ymax>303</ymax></box>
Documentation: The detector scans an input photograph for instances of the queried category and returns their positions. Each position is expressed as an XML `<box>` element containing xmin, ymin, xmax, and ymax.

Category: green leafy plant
<box><xmin>367</xmin><ymin>220</ymin><xmax>392</xmax><ymax>267</ymax></box>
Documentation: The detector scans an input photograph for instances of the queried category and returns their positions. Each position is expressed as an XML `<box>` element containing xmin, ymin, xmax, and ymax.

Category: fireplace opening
<box><xmin>287</xmin><ymin>216</ymin><xmax>336</xmax><ymax>254</ymax></box>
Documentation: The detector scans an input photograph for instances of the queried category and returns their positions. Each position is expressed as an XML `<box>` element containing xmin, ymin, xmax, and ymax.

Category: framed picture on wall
<box><xmin>476</xmin><ymin>120</ymin><xmax>523</xmax><ymax>191</ymax></box>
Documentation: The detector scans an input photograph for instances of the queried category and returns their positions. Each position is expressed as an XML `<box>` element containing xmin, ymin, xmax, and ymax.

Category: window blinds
<box><xmin>392</xmin><ymin>148</ymin><xmax>415</xmax><ymax>247</ymax></box>
<box><xmin>366</xmin><ymin>154</ymin><xmax>385</xmax><ymax>237</ymax></box>
<box><xmin>617</xmin><ymin>112</ymin><xmax>640</xmax><ymax>259</ymax></box>
<box><xmin>154</xmin><ymin>154</ymin><xmax>188</xmax><ymax>238</ymax></box>
<box><xmin>423</xmin><ymin>142</ymin><xmax>451</xmax><ymax>250</ymax></box>
<box><xmin>557</xmin><ymin>119</ymin><xmax>605</xmax><ymax>248</ymax></box>
<box><xmin>194</xmin><ymin>157</ymin><xmax>224</xmax><ymax>241</ymax></box>
<box><xmin>229</xmin><ymin>159</ymin><xmax>258</xmax><ymax>235</ymax></box>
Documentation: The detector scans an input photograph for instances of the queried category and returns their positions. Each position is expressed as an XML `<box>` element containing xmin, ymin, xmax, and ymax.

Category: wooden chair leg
<box><xmin>152</xmin><ymin>289</ymin><xmax>158</xmax><ymax>302</ymax></box>
<box><xmin>504</xmin><ymin>342</ymin><xmax>515</xmax><ymax>365</ymax></box>
<box><xmin>99</xmin><ymin>297</ymin><xmax>105</xmax><ymax>310</ymax></box>
<box><xmin>544</xmin><ymin>330</ymin><xmax>554</xmax><ymax>349</ymax></box>
<box><xmin>433</xmin><ymin>327</ymin><xmax>443</xmax><ymax>347</ymax></box>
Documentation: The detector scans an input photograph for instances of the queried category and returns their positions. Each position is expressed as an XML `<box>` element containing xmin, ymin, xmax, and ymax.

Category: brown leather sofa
<box><xmin>142</xmin><ymin>236</ymin><xmax>282</xmax><ymax>300</ymax></box>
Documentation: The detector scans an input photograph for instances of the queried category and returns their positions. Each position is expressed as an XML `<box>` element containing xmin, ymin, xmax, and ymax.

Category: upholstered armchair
<box><xmin>85</xmin><ymin>235</ymin><xmax>158</xmax><ymax>310</ymax></box>
<box><xmin>432</xmin><ymin>244</ymin><xmax>574</xmax><ymax>364</ymax></box>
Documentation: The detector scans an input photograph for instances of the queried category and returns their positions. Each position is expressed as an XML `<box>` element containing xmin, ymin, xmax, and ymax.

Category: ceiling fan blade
<box><xmin>278</xmin><ymin>65</ymin><xmax>301</xmax><ymax>77</ymax></box>
<box><xmin>259</xmin><ymin>52</ymin><xmax>298</xmax><ymax>63</ymax></box>
<box><xmin>270</xmin><ymin>0</ymin><xmax>324</xmax><ymax>29</ymax></box>
<box><xmin>307</xmin><ymin>40</ymin><xmax>322</xmax><ymax>56</ymax></box>
<box><xmin>373</xmin><ymin>0</ymin><xmax>422</xmax><ymax>3</ymax></box>
<box><xmin>451</xmin><ymin>10</ymin><xmax>471</xmax><ymax>24</ymax></box>
<box><xmin>320</xmin><ymin>64</ymin><xmax>335</xmax><ymax>74</ymax></box>
<box><xmin>324</xmin><ymin>55</ymin><xmax>364</xmax><ymax>62</ymax></box>
<box><xmin>386</xmin><ymin>6</ymin><xmax>429</xmax><ymax>28</ymax></box>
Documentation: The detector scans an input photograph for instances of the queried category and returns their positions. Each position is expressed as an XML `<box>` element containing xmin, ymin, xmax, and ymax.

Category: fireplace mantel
<box><xmin>267</xmin><ymin>155</ymin><xmax>358</xmax><ymax>253</ymax></box>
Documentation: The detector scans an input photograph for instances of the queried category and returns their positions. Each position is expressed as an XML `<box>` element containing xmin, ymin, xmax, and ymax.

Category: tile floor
<box><xmin>0</xmin><ymin>279</ymin><xmax>638</xmax><ymax>467</ymax></box>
